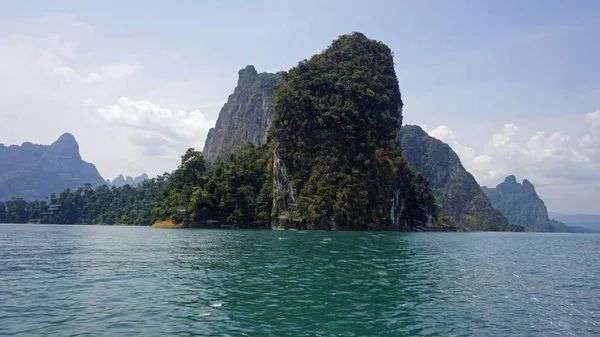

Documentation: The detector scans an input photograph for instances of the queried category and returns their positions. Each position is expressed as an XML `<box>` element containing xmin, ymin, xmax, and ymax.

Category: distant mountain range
<box><xmin>106</xmin><ymin>173</ymin><xmax>149</xmax><ymax>187</ymax></box>
<box><xmin>548</xmin><ymin>212</ymin><xmax>600</xmax><ymax>232</ymax></box>
<box><xmin>0</xmin><ymin>133</ymin><xmax>105</xmax><ymax>201</ymax></box>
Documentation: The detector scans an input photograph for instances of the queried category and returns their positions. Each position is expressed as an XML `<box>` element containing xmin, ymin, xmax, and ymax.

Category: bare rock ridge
<box><xmin>398</xmin><ymin>125</ymin><xmax>509</xmax><ymax>231</ymax></box>
<box><xmin>0</xmin><ymin>133</ymin><xmax>105</xmax><ymax>201</ymax></box>
<box><xmin>202</xmin><ymin>65</ymin><xmax>283</xmax><ymax>162</ymax></box>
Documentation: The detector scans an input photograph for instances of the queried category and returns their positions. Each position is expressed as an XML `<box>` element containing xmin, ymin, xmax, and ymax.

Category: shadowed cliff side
<box><xmin>399</xmin><ymin>125</ymin><xmax>509</xmax><ymax>231</ymax></box>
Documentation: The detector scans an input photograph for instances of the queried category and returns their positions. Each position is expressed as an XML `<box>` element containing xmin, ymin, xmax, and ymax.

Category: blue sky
<box><xmin>1</xmin><ymin>1</ymin><xmax>600</xmax><ymax>213</ymax></box>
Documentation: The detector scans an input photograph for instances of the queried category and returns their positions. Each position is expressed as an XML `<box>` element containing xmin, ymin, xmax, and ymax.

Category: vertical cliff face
<box><xmin>0</xmin><ymin>133</ymin><xmax>105</xmax><ymax>201</ymax></box>
<box><xmin>202</xmin><ymin>65</ymin><xmax>283</xmax><ymax>162</ymax></box>
<box><xmin>271</xmin><ymin>32</ymin><xmax>436</xmax><ymax>230</ymax></box>
<box><xmin>271</xmin><ymin>143</ymin><xmax>297</xmax><ymax>229</ymax></box>
<box><xmin>482</xmin><ymin>176</ymin><xmax>553</xmax><ymax>231</ymax></box>
<box><xmin>398</xmin><ymin>125</ymin><xmax>509</xmax><ymax>231</ymax></box>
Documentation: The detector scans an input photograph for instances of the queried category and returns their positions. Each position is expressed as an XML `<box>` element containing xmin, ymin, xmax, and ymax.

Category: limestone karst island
<box><xmin>0</xmin><ymin>33</ymin><xmax>593</xmax><ymax>233</ymax></box>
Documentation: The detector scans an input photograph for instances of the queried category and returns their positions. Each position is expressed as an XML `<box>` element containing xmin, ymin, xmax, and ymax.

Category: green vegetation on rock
<box><xmin>0</xmin><ymin>179</ymin><xmax>164</xmax><ymax>225</ymax></box>
<box><xmin>0</xmin><ymin>144</ymin><xmax>273</xmax><ymax>227</ymax></box>
<box><xmin>271</xmin><ymin>32</ymin><xmax>437</xmax><ymax>230</ymax></box>
<box><xmin>399</xmin><ymin>125</ymin><xmax>508</xmax><ymax>231</ymax></box>
<box><xmin>153</xmin><ymin>143</ymin><xmax>273</xmax><ymax>228</ymax></box>
<box><xmin>436</xmin><ymin>214</ymin><xmax>459</xmax><ymax>231</ymax></box>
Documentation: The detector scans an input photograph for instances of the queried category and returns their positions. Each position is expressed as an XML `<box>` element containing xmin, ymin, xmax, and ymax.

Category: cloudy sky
<box><xmin>1</xmin><ymin>1</ymin><xmax>599</xmax><ymax>214</ymax></box>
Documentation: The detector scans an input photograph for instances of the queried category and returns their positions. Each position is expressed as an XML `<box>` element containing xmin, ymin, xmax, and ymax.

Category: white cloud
<box><xmin>585</xmin><ymin>109</ymin><xmax>600</xmax><ymax>126</ymax></box>
<box><xmin>424</xmin><ymin>111</ymin><xmax>600</xmax><ymax>213</ymax></box>
<box><xmin>89</xmin><ymin>97</ymin><xmax>215</xmax><ymax>158</ymax></box>
<box><xmin>428</xmin><ymin>125</ymin><xmax>455</xmax><ymax>142</ymax></box>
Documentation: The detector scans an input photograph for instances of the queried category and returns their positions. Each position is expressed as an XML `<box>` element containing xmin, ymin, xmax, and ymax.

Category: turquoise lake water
<box><xmin>1</xmin><ymin>224</ymin><xmax>599</xmax><ymax>336</ymax></box>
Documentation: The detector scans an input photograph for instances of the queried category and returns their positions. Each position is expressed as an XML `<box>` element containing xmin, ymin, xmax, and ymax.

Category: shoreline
<box><xmin>0</xmin><ymin>223</ymin><xmax>596</xmax><ymax>233</ymax></box>
<box><xmin>152</xmin><ymin>220</ymin><xmax>185</xmax><ymax>229</ymax></box>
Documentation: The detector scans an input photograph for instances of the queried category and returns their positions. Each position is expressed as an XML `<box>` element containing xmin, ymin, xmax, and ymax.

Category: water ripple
<box><xmin>0</xmin><ymin>225</ymin><xmax>599</xmax><ymax>336</ymax></box>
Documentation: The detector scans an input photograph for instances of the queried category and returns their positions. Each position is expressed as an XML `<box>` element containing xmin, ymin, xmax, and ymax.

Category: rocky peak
<box><xmin>237</xmin><ymin>65</ymin><xmax>258</xmax><ymax>83</ymax></box>
<box><xmin>522</xmin><ymin>178</ymin><xmax>535</xmax><ymax>191</ymax></box>
<box><xmin>113</xmin><ymin>174</ymin><xmax>126</xmax><ymax>185</ymax></box>
<box><xmin>482</xmin><ymin>175</ymin><xmax>552</xmax><ymax>231</ymax></box>
<box><xmin>109</xmin><ymin>173</ymin><xmax>148</xmax><ymax>187</ymax></box>
<box><xmin>202</xmin><ymin>66</ymin><xmax>283</xmax><ymax>163</ymax></box>
<box><xmin>48</xmin><ymin>132</ymin><xmax>81</xmax><ymax>159</ymax></box>
<box><xmin>56</xmin><ymin>132</ymin><xmax>77</xmax><ymax>143</ymax></box>
<box><xmin>504</xmin><ymin>175</ymin><xmax>518</xmax><ymax>185</ymax></box>
<box><xmin>0</xmin><ymin>133</ymin><xmax>105</xmax><ymax>201</ymax></box>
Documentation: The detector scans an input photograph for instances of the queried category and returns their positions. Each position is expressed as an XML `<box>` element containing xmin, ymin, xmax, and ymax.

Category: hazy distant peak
<box><xmin>522</xmin><ymin>179</ymin><xmax>534</xmax><ymax>189</ymax></box>
<box><xmin>109</xmin><ymin>173</ymin><xmax>148</xmax><ymax>187</ymax></box>
<box><xmin>52</xmin><ymin>132</ymin><xmax>78</xmax><ymax>147</ymax></box>
<box><xmin>0</xmin><ymin>133</ymin><xmax>105</xmax><ymax>201</ymax></box>
<box><xmin>504</xmin><ymin>175</ymin><xmax>517</xmax><ymax>185</ymax></box>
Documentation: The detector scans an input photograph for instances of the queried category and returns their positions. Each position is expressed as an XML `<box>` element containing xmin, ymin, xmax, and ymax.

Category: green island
<box><xmin>0</xmin><ymin>33</ymin><xmax>589</xmax><ymax>233</ymax></box>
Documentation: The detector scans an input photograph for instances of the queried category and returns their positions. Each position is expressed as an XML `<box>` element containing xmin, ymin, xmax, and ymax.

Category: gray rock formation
<box><xmin>481</xmin><ymin>176</ymin><xmax>559</xmax><ymax>231</ymax></box>
<box><xmin>202</xmin><ymin>65</ymin><xmax>283</xmax><ymax>162</ymax></box>
<box><xmin>0</xmin><ymin>133</ymin><xmax>105</xmax><ymax>201</ymax></box>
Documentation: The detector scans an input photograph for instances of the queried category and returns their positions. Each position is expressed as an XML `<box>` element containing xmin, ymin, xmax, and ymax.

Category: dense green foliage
<box><xmin>0</xmin><ymin>180</ymin><xmax>164</xmax><ymax>225</ymax></box>
<box><xmin>153</xmin><ymin>144</ymin><xmax>273</xmax><ymax>227</ymax></box>
<box><xmin>203</xmin><ymin>66</ymin><xmax>283</xmax><ymax>163</ymax></box>
<box><xmin>271</xmin><ymin>32</ymin><xmax>437</xmax><ymax>229</ymax></box>
<box><xmin>436</xmin><ymin>214</ymin><xmax>459</xmax><ymax>231</ymax></box>
<box><xmin>399</xmin><ymin>125</ymin><xmax>509</xmax><ymax>231</ymax></box>
<box><xmin>0</xmin><ymin>144</ymin><xmax>274</xmax><ymax>227</ymax></box>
